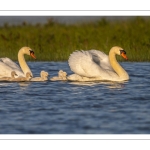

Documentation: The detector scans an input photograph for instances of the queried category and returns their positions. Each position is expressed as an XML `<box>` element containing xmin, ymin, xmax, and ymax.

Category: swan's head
<box><xmin>20</xmin><ymin>47</ymin><xmax>36</xmax><ymax>59</ymax></box>
<box><xmin>120</xmin><ymin>50</ymin><xmax>128</xmax><ymax>60</ymax></box>
<box><xmin>11</xmin><ymin>71</ymin><xmax>18</xmax><ymax>77</ymax></box>
<box><xmin>58</xmin><ymin>70</ymin><xmax>64</xmax><ymax>77</ymax></box>
<box><xmin>26</xmin><ymin>72</ymin><xmax>33</xmax><ymax>78</ymax></box>
<box><xmin>63</xmin><ymin>72</ymin><xmax>67</xmax><ymax>76</ymax></box>
<box><xmin>111</xmin><ymin>46</ymin><xmax>128</xmax><ymax>60</ymax></box>
<box><xmin>40</xmin><ymin>71</ymin><xmax>49</xmax><ymax>78</ymax></box>
<box><xmin>29</xmin><ymin>50</ymin><xmax>36</xmax><ymax>59</ymax></box>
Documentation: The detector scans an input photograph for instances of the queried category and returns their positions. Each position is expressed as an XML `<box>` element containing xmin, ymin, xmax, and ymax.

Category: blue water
<box><xmin>0</xmin><ymin>62</ymin><xmax>150</xmax><ymax>134</ymax></box>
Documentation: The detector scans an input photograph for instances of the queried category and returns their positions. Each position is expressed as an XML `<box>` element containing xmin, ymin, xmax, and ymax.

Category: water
<box><xmin>0</xmin><ymin>62</ymin><xmax>150</xmax><ymax>134</ymax></box>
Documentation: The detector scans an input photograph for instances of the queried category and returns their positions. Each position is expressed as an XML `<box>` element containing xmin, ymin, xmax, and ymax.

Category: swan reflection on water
<box><xmin>0</xmin><ymin>82</ymin><xmax>14</xmax><ymax>87</ymax></box>
<box><xmin>69</xmin><ymin>80</ymin><xmax>127</xmax><ymax>89</ymax></box>
<box><xmin>105</xmin><ymin>82</ymin><xmax>125</xmax><ymax>89</ymax></box>
<box><xmin>0</xmin><ymin>77</ymin><xmax>127</xmax><ymax>90</ymax></box>
<box><xmin>18</xmin><ymin>82</ymin><xmax>31</xmax><ymax>90</ymax></box>
<box><xmin>0</xmin><ymin>80</ymin><xmax>30</xmax><ymax>87</ymax></box>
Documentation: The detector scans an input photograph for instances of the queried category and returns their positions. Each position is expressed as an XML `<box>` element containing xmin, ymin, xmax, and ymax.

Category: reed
<box><xmin>0</xmin><ymin>17</ymin><xmax>150</xmax><ymax>62</ymax></box>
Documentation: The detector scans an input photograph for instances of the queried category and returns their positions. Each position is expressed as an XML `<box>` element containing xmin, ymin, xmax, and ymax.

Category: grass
<box><xmin>0</xmin><ymin>17</ymin><xmax>150</xmax><ymax>61</ymax></box>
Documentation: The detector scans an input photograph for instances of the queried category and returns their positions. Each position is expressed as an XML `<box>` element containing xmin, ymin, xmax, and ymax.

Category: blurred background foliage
<box><xmin>0</xmin><ymin>17</ymin><xmax>150</xmax><ymax>61</ymax></box>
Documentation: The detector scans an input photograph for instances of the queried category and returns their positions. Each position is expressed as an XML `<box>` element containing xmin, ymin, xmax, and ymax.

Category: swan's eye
<box><xmin>120</xmin><ymin>50</ymin><xmax>128</xmax><ymax>60</ymax></box>
<box><xmin>29</xmin><ymin>50</ymin><xmax>36</xmax><ymax>59</ymax></box>
<box><xmin>29</xmin><ymin>50</ymin><xmax>34</xmax><ymax>54</ymax></box>
<box><xmin>120</xmin><ymin>50</ymin><xmax>126</xmax><ymax>55</ymax></box>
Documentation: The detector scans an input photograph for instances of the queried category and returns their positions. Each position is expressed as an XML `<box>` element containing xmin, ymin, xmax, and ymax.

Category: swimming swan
<box><xmin>67</xmin><ymin>46</ymin><xmax>129</xmax><ymax>82</ymax></box>
<box><xmin>50</xmin><ymin>70</ymin><xmax>67</xmax><ymax>81</ymax></box>
<box><xmin>30</xmin><ymin>71</ymin><xmax>49</xmax><ymax>81</ymax></box>
<box><xmin>0</xmin><ymin>47</ymin><xmax>36</xmax><ymax>78</ymax></box>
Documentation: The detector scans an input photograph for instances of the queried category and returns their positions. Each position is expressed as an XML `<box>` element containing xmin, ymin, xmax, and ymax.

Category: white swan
<box><xmin>50</xmin><ymin>70</ymin><xmax>67</xmax><ymax>81</ymax></box>
<box><xmin>30</xmin><ymin>71</ymin><xmax>49</xmax><ymax>81</ymax></box>
<box><xmin>67</xmin><ymin>46</ymin><xmax>129</xmax><ymax>82</ymax></box>
<box><xmin>0</xmin><ymin>46</ymin><xmax>36</xmax><ymax>78</ymax></box>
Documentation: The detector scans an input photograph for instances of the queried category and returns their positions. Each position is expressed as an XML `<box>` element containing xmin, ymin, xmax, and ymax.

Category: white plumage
<box><xmin>0</xmin><ymin>47</ymin><xmax>36</xmax><ymax>78</ymax></box>
<box><xmin>68</xmin><ymin>46</ymin><xmax>129</xmax><ymax>81</ymax></box>
<box><xmin>0</xmin><ymin>57</ymin><xmax>24</xmax><ymax>77</ymax></box>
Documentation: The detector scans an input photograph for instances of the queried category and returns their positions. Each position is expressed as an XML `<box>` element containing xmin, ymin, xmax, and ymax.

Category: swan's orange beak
<box><xmin>121</xmin><ymin>53</ymin><xmax>128</xmax><ymax>60</ymax></box>
<box><xmin>30</xmin><ymin>52</ymin><xmax>36</xmax><ymax>59</ymax></box>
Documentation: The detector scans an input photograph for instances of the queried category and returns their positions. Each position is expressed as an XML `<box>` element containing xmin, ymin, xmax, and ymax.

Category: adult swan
<box><xmin>67</xmin><ymin>46</ymin><xmax>129</xmax><ymax>82</ymax></box>
<box><xmin>0</xmin><ymin>47</ymin><xmax>36</xmax><ymax>78</ymax></box>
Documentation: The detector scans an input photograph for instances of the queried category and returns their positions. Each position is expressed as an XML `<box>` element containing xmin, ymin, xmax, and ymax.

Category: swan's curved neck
<box><xmin>18</xmin><ymin>50</ymin><xmax>32</xmax><ymax>76</ymax></box>
<box><xmin>109</xmin><ymin>49</ymin><xmax>129</xmax><ymax>80</ymax></box>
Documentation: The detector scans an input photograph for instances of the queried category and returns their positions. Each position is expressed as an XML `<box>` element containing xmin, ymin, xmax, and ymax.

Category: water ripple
<box><xmin>0</xmin><ymin>62</ymin><xmax>150</xmax><ymax>133</ymax></box>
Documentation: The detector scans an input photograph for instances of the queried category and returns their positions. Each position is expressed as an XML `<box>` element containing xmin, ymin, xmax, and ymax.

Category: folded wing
<box><xmin>68</xmin><ymin>50</ymin><xmax>115</xmax><ymax>78</ymax></box>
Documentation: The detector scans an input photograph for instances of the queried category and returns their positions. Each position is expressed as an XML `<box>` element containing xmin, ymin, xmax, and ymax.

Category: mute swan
<box><xmin>67</xmin><ymin>46</ymin><xmax>129</xmax><ymax>82</ymax></box>
<box><xmin>50</xmin><ymin>70</ymin><xmax>67</xmax><ymax>81</ymax></box>
<box><xmin>0</xmin><ymin>71</ymin><xmax>18</xmax><ymax>81</ymax></box>
<box><xmin>30</xmin><ymin>71</ymin><xmax>49</xmax><ymax>81</ymax></box>
<box><xmin>0</xmin><ymin>46</ymin><xmax>36</xmax><ymax>78</ymax></box>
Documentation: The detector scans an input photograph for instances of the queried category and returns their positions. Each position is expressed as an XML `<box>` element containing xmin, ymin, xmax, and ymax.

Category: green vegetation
<box><xmin>0</xmin><ymin>17</ymin><xmax>150</xmax><ymax>61</ymax></box>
